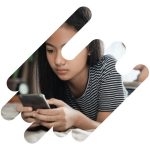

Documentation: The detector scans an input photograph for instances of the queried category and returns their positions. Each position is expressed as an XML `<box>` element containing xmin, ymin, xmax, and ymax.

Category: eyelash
<box><xmin>46</xmin><ymin>49</ymin><xmax>54</xmax><ymax>54</ymax></box>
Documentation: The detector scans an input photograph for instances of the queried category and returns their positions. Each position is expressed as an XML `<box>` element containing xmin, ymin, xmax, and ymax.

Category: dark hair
<box><xmin>65</xmin><ymin>7</ymin><xmax>103</xmax><ymax>66</ymax></box>
<box><xmin>65</xmin><ymin>7</ymin><xmax>92</xmax><ymax>31</ymax></box>
<box><xmin>35</xmin><ymin>7</ymin><xmax>104</xmax><ymax>99</ymax></box>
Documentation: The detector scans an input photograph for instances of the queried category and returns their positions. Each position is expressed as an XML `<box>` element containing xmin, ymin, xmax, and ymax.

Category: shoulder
<box><xmin>89</xmin><ymin>54</ymin><xmax>119</xmax><ymax>82</ymax></box>
<box><xmin>91</xmin><ymin>54</ymin><xmax>117</xmax><ymax>71</ymax></box>
<box><xmin>100</xmin><ymin>54</ymin><xmax>117</xmax><ymax>65</ymax></box>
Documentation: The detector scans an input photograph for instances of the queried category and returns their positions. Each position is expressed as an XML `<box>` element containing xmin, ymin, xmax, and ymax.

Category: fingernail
<box><xmin>32</xmin><ymin>112</ymin><xmax>36</xmax><ymax>117</ymax></box>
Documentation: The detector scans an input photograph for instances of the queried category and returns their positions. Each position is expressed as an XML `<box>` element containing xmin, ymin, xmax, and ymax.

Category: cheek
<box><xmin>77</xmin><ymin>52</ymin><xmax>88</xmax><ymax>65</ymax></box>
<box><xmin>70</xmin><ymin>54</ymin><xmax>88</xmax><ymax>69</ymax></box>
<box><xmin>46</xmin><ymin>54</ymin><xmax>54</xmax><ymax>67</ymax></box>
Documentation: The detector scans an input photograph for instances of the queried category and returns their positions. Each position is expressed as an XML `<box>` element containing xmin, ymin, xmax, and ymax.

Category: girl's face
<box><xmin>46</xmin><ymin>24</ymin><xmax>88</xmax><ymax>81</ymax></box>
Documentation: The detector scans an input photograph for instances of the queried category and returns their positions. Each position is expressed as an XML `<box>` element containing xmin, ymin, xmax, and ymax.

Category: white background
<box><xmin>0</xmin><ymin>0</ymin><xmax>150</xmax><ymax>149</ymax></box>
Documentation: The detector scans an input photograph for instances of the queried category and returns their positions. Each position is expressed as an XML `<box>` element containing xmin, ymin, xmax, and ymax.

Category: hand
<box><xmin>16</xmin><ymin>103</ymin><xmax>37</xmax><ymax>123</ymax></box>
<box><xmin>134</xmin><ymin>64</ymin><xmax>149</xmax><ymax>82</ymax></box>
<box><xmin>33</xmin><ymin>98</ymin><xmax>79</xmax><ymax>131</ymax></box>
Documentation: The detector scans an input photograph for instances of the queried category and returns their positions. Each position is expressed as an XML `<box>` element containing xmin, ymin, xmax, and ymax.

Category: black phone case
<box><xmin>19</xmin><ymin>94</ymin><xmax>50</xmax><ymax>110</ymax></box>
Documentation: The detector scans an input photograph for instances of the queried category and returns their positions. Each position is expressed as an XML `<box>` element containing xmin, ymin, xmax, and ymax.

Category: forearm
<box><xmin>74</xmin><ymin>110</ymin><xmax>100</xmax><ymax>130</ymax></box>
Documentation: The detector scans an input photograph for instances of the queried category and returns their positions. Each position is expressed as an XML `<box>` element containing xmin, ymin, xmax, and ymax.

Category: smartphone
<box><xmin>19</xmin><ymin>94</ymin><xmax>50</xmax><ymax>110</ymax></box>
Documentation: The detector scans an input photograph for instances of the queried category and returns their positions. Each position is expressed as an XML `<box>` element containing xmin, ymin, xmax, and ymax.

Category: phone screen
<box><xmin>19</xmin><ymin>94</ymin><xmax>50</xmax><ymax>110</ymax></box>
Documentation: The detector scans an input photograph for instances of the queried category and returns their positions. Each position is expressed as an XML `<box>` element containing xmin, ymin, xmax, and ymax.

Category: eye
<box><xmin>46</xmin><ymin>49</ymin><xmax>54</xmax><ymax>54</ymax></box>
<box><xmin>46</xmin><ymin>46</ymin><xmax>55</xmax><ymax>54</ymax></box>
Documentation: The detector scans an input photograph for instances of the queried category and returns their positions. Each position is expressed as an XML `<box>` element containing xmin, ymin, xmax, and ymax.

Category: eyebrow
<box><xmin>45</xmin><ymin>42</ymin><xmax>66</xmax><ymax>48</ymax></box>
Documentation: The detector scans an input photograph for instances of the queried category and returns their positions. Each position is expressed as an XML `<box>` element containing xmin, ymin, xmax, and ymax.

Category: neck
<box><xmin>67</xmin><ymin>65</ymin><xmax>89</xmax><ymax>98</ymax></box>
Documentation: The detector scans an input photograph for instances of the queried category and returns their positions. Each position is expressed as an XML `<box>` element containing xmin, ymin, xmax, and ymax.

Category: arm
<box><xmin>74</xmin><ymin>111</ymin><xmax>111</xmax><ymax>129</ymax></box>
<box><xmin>73</xmin><ymin>110</ymin><xmax>100</xmax><ymax>130</ymax></box>
<box><xmin>33</xmin><ymin>99</ymin><xmax>112</xmax><ymax>131</ymax></box>
<box><xmin>96</xmin><ymin>112</ymin><xmax>112</xmax><ymax>122</ymax></box>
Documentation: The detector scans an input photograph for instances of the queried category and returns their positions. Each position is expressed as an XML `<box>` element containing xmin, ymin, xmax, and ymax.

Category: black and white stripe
<box><xmin>64</xmin><ymin>55</ymin><xmax>125</xmax><ymax>121</ymax></box>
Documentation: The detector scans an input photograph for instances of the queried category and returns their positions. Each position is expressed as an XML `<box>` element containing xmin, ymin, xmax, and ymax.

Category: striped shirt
<box><xmin>64</xmin><ymin>55</ymin><xmax>125</xmax><ymax>121</ymax></box>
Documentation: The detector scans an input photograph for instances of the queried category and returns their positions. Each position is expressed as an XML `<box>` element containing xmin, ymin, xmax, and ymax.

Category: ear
<box><xmin>88</xmin><ymin>52</ymin><xmax>91</xmax><ymax>56</ymax></box>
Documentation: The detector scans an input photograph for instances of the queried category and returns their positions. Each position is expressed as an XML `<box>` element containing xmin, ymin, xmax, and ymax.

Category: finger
<box><xmin>16</xmin><ymin>104</ymin><xmax>32</xmax><ymax>112</ymax></box>
<box><xmin>16</xmin><ymin>103</ymin><xmax>23</xmax><ymax>112</ymax></box>
<box><xmin>24</xmin><ymin>117</ymin><xmax>37</xmax><ymax>123</ymax></box>
<box><xmin>34</xmin><ymin>113</ymin><xmax>60</xmax><ymax>122</ymax></box>
<box><xmin>30</xmin><ymin>122</ymin><xmax>40</xmax><ymax>127</ymax></box>
<box><xmin>36</xmin><ymin>107</ymin><xmax>62</xmax><ymax>116</ymax></box>
<box><xmin>21</xmin><ymin>111</ymin><xmax>35</xmax><ymax>118</ymax></box>
<box><xmin>40</xmin><ymin>121</ymin><xmax>60</xmax><ymax>130</ymax></box>
<box><xmin>47</xmin><ymin>98</ymin><xmax>66</xmax><ymax>107</ymax></box>
<box><xmin>21</xmin><ymin>111</ymin><xmax>38</xmax><ymax>123</ymax></box>
<box><xmin>21</xmin><ymin>112</ymin><xmax>36</xmax><ymax>123</ymax></box>
<box><xmin>41</xmin><ymin>121</ymin><xmax>67</xmax><ymax>131</ymax></box>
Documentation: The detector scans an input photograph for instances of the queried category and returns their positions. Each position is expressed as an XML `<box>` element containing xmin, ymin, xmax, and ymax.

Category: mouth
<box><xmin>56</xmin><ymin>69</ymin><xmax>68</xmax><ymax>75</ymax></box>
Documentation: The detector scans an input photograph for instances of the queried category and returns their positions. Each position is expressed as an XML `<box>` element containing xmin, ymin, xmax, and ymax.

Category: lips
<box><xmin>56</xmin><ymin>68</ymin><xmax>68</xmax><ymax>75</ymax></box>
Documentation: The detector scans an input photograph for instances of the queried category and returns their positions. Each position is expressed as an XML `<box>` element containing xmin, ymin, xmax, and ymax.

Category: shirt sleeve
<box><xmin>98</xmin><ymin>56</ymin><xmax>125</xmax><ymax>112</ymax></box>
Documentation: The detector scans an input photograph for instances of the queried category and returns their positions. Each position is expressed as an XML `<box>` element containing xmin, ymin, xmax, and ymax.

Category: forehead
<box><xmin>46</xmin><ymin>24</ymin><xmax>77</xmax><ymax>47</ymax></box>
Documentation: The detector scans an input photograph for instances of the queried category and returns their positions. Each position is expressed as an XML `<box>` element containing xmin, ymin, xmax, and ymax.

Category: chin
<box><xmin>57</xmin><ymin>75</ymin><xmax>70</xmax><ymax>81</ymax></box>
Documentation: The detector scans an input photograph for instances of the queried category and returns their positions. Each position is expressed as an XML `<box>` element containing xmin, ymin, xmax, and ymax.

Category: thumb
<box><xmin>47</xmin><ymin>98</ymin><xmax>66</xmax><ymax>107</ymax></box>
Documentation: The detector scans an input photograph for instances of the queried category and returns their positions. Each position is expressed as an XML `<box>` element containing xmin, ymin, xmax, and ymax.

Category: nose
<box><xmin>55</xmin><ymin>50</ymin><xmax>66</xmax><ymax>66</ymax></box>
